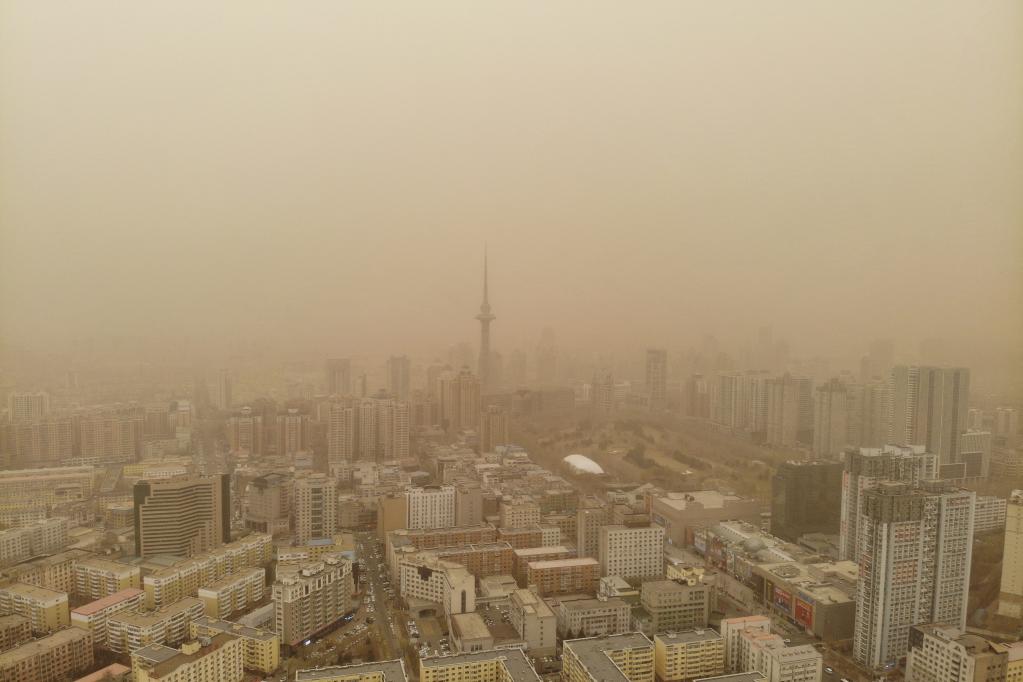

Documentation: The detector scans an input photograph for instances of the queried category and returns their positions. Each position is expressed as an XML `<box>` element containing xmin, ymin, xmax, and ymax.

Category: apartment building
<box><xmin>273</xmin><ymin>555</ymin><xmax>354</xmax><ymax>647</ymax></box>
<box><xmin>106</xmin><ymin>597</ymin><xmax>205</xmax><ymax>654</ymax></box>
<box><xmin>0</xmin><ymin>466</ymin><xmax>96</xmax><ymax>514</ymax></box>
<box><xmin>406</xmin><ymin>486</ymin><xmax>456</xmax><ymax>530</ymax></box>
<box><xmin>513</xmin><ymin>546</ymin><xmax>574</xmax><ymax>585</ymax></box>
<box><xmin>190</xmin><ymin>616</ymin><xmax>281</xmax><ymax>675</ymax></box>
<box><xmin>142</xmin><ymin>534</ymin><xmax>272</xmax><ymax>608</ymax></box>
<box><xmin>131</xmin><ymin>632</ymin><xmax>244</xmax><ymax>682</ymax></box>
<box><xmin>719</xmin><ymin>616</ymin><xmax>771</xmax><ymax>673</ymax></box>
<box><xmin>905</xmin><ymin>624</ymin><xmax>1007</xmax><ymax>682</ymax></box>
<box><xmin>525</xmin><ymin>557</ymin><xmax>600</xmax><ymax>597</ymax></box>
<box><xmin>563</xmin><ymin>633</ymin><xmax>656</xmax><ymax>682</ymax></box>
<box><xmin>295</xmin><ymin>659</ymin><xmax>408</xmax><ymax>682</ymax></box>
<box><xmin>0</xmin><ymin>518</ymin><xmax>69</xmax><ymax>565</ymax></box>
<box><xmin>420</xmin><ymin>648</ymin><xmax>541</xmax><ymax>682</ymax></box>
<box><xmin>0</xmin><ymin>615</ymin><xmax>31</xmax><ymax>652</ymax></box>
<box><xmin>734</xmin><ymin>631</ymin><xmax>822</xmax><ymax>682</ymax></box>
<box><xmin>555</xmin><ymin>596</ymin><xmax>632</xmax><ymax>638</ymax></box>
<box><xmin>74</xmin><ymin>556</ymin><xmax>142</xmax><ymax>601</ymax></box>
<box><xmin>0</xmin><ymin>627</ymin><xmax>93</xmax><ymax>682</ymax></box>
<box><xmin>0</xmin><ymin>582</ymin><xmax>70</xmax><ymax>635</ymax></box>
<box><xmin>508</xmin><ymin>588</ymin><xmax>556</xmax><ymax>656</ymax></box>
<box><xmin>999</xmin><ymin>490</ymin><xmax>1023</xmax><ymax>618</ymax></box>
<box><xmin>197</xmin><ymin>567</ymin><xmax>265</xmax><ymax>619</ymax></box>
<box><xmin>293</xmin><ymin>474</ymin><xmax>338</xmax><ymax>543</ymax></box>
<box><xmin>639</xmin><ymin>580</ymin><xmax>710</xmax><ymax>634</ymax></box>
<box><xmin>599</xmin><ymin>525</ymin><xmax>665</xmax><ymax>581</ymax></box>
<box><xmin>499</xmin><ymin>499</ymin><xmax>541</xmax><ymax>528</ymax></box>
<box><xmin>655</xmin><ymin>630</ymin><xmax>726</xmax><ymax>682</ymax></box>
<box><xmin>2</xmin><ymin>550</ymin><xmax>83</xmax><ymax>594</ymax></box>
<box><xmin>71</xmin><ymin>587</ymin><xmax>145</xmax><ymax>647</ymax></box>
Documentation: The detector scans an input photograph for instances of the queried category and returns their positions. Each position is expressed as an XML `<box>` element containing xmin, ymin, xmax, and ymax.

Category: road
<box><xmin>356</xmin><ymin>531</ymin><xmax>403</xmax><ymax>661</ymax></box>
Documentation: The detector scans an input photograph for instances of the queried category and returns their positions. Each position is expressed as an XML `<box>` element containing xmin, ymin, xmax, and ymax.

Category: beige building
<box><xmin>450</xmin><ymin>612</ymin><xmax>495</xmax><ymax>654</ymax></box>
<box><xmin>0</xmin><ymin>582</ymin><xmax>70</xmax><ymax>635</ymax></box>
<box><xmin>273</xmin><ymin>554</ymin><xmax>354</xmax><ymax>647</ymax></box>
<box><xmin>479</xmin><ymin>404</ymin><xmax>510</xmax><ymax>453</ymax></box>
<box><xmin>295</xmin><ymin>659</ymin><xmax>408</xmax><ymax>682</ymax></box>
<box><xmin>651</xmin><ymin>492</ymin><xmax>761</xmax><ymax>547</ymax></box>
<box><xmin>134</xmin><ymin>474</ymin><xmax>230</xmax><ymax>558</ymax></box>
<box><xmin>655</xmin><ymin>630</ymin><xmax>726</xmax><ymax>682</ymax></box>
<box><xmin>719</xmin><ymin>616</ymin><xmax>772</xmax><ymax>673</ymax></box>
<box><xmin>555</xmin><ymin>596</ymin><xmax>632</xmax><ymax>639</ymax></box>
<box><xmin>509</xmin><ymin>588</ymin><xmax>556</xmax><ymax>656</ymax></box>
<box><xmin>999</xmin><ymin>490</ymin><xmax>1023</xmax><ymax>618</ymax></box>
<box><xmin>0</xmin><ymin>615</ymin><xmax>31</xmax><ymax>652</ymax></box>
<box><xmin>293</xmin><ymin>474</ymin><xmax>338</xmax><ymax>543</ymax></box>
<box><xmin>420</xmin><ymin>647</ymin><xmax>541</xmax><ymax>682</ymax></box>
<box><xmin>0</xmin><ymin>626</ymin><xmax>93</xmax><ymax>682</ymax></box>
<box><xmin>71</xmin><ymin>587</ymin><xmax>145</xmax><ymax>647</ymax></box>
<box><xmin>3</xmin><ymin>549</ymin><xmax>84</xmax><ymax>594</ymax></box>
<box><xmin>563</xmin><ymin>633</ymin><xmax>655</xmax><ymax>682</ymax></box>
<box><xmin>639</xmin><ymin>580</ymin><xmax>710</xmax><ymax>635</ymax></box>
<box><xmin>190</xmin><ymin>616</ymin><xmax>281</xmax><ymax>675</ymax></box>
<box><xmin>74</xmin><ymin>556</ymin><xmax>142</xmax><ymax>601</ymax></box>
<box><xmin>106</xmin><ymin>597</ymin><xmax>205</xmax><ymax>654</ymax></box>
<box><xmin>397</xmin><ymin>555</ymin><xmax>475</xmax><ymax>615</ymax></box>
<box><xmin>905</xmin><ymin>624</ymin><xmax>1007</xmax><ymax>682</ymax></box>
<box><xmin>197</xmin><ymin>567</ymin><xmax>264</xmax><ymax>619</ymax></box>
<box><xmin>0</xmin><ymin>466</ymin><xmax>96</xmax><ymax>514</ymax></box>
<box><xmin>131</xmin><ymin>632</ymin><xmax>244</xmax><ymax>682</ymax></box>
<box><xmin>499</xmin><ymin>498</ymin><xmax>541</xmax><ymax>529</ymax></box>
<box><xmin>526</xmin><ymin>557</ymin><xmax>600</xmax><ymax>597</ymax></box>
<box><xmin>599</xmin><ymin>525</ymin><xmax>665</xmax><ymax>581</ymax></box>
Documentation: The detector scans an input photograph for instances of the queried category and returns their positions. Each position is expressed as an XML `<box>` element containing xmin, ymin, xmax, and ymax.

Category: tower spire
<box><xmin>476</xmin><ymin>245</ymin><xmax>495</xmax><ymax>390</ymax></box>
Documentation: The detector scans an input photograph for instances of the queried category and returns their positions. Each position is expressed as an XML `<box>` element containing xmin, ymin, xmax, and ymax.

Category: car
<box><xmin>783</xmin><ymin>638</ymin><xmax>791</xmax><ymax>643</ymax></box>
<box><xmin>824</xmin><ymin>667</ymin><xmax>832</xmax><ymax>674</ymax></box>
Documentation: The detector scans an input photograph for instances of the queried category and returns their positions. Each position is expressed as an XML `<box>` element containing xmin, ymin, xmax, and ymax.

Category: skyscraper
<box><xmin>771</xmin><ymin>460</ymin><xmax>843</xmax><ymax>542</ymax></box>
<box><xmin>215</xmin><ymin>369</ymin><xmax>232</xmax><ymax>411</ymax></box>
<box><xmin>812</xmin><ymin>379</ymin><xmax>848</xmax><ymax>458</ymax></box>
<box><xmin>479</xmin><ymin>404</ymin><xmax>509</xmax><ymax>453</ymax></box>
<box><xmin>888</xmin><ymin>366</ymin><xmax>970</xmax><ymax>466</ymax></box>
<box><xmin>645</xmin><ymin>348</ymin><xmax>668</xmax><ymax>410</ymax></box>
<box><xmin>134</xmin><ymin>475</ymin><xmax>230</xmax><ymax>557</ymax></box>
<box><xmin>325</xmin><ymin>358</ymin><xmax>352</xmax><ymax>396</ymax></box>
<box><xmin>476</xmin><ymin>248</ymin><xmax>496</xmax><ymax>393</ymax></box>
<box><xmin>326</xmin><ymin>397</ymin><xmax>409</xmax><ymax>475</ymax></box>
<box><xmin>852</xmin><ymin>482</ymin><xmax>974</xmax><ymax>669</ymax></box>
<box><xmin>386</xmin><ymin>355</ymin><xmax>411</xmax><ymax>401</ymax></box>
<box><xmin>438</xmin><ymin>368</ymin><xmax>481</xmax><ymax>432</ymax></box>
<box><xmin>766</xmin><ymin>375</ymin><xmax>812</xmax><ymax>447</ymax></box>
<box><xmin>998</xmin><ymin>490</ymin><xmax>1023</xmax><ymax>618</ymax></box>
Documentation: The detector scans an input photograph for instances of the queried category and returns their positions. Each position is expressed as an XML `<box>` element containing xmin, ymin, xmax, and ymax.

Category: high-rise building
<box><xmin>852</xmin><ymin>483</ymin><xmax>975</xmax><ymax>669</ymax></box>
<box><xmin>844</xmin><ymin>380</ymin><xmax>888</xmax><ymax>449</ymax></box>
<box><xmin>479</xmin><ymin>405</ymin><xmax>509</xmax><ymax>453</ymax></box>
<box><xmin>771</xmin><ymin>460</ymin><xmax>843</xmax><ymax>542</ymax></box>
<box><xmin>243</xmin><ymin>473</ymin><xmax>292</xmax><ymax>537</ymax></box>
<box><xmin>958</xmin><ymin>430</ymin><xmax>992</xmax><ymax>480</ymax></box>
<box><xmin>995</xmin><ymin>407</ymin><xmax>1019</xmax><ymax>448</ymax></box>
<box><xmin>859</xmin><ymin>339</ymin><xmax>894</xmax><ymax>383</ymax></box>
<box><xmin>215</xmin><ymin>369</ymin><xmax>233</xmax><ymax>410</ymax></box>
<box><xmin>998</xmin><ymin>490</ymin><xmax>1023</xmax><ymax>618</ymax></box>
<box><xmin>275</xmin><ymin>409</ymin><xmax>309</xmax><ymax>457</ymax></box>
<box><xmin>273</xmin><ymin>555</ymin><xmax>354</xmax><ymax>647</ymax></box>
<box><xmin>639</xmin><ymin>580</ymin><xmax>710</xmax><ymax>634</ymax></box>
<box><xmin>6</xmin><ymin>392</ymin><xmax>50</xmax><ymax>424</ymax></box>
<box><xmin>438</xmin><ymin>368</ymin><xmax>481</xmax><ymax>432</ymax></box>
<box><xmin>904</xmin><ymin>624</ymin><xmax>1008</xmax><ymax>682</ymax></box>
<box><xmin>646</xmin><ymin>348</ymin><xmax>668</xmax><ymax>410</ymax></box>
<box><xmin>325</xmin><ymin>358</ymin><xmax>352</xmax><ymax>396</ymax></box>
<box><xmin>839</xmin><ymin>444</ymin><xmax>938</xmax><ymax>561</ymax></box>
<box><xmin>684</xmin><ymin>374</ymin><xmax>711</xmax><ymax>419</ymax></box>
<box><xmin>326</xmin><ymin>398</ymin><xmax>409</xmax><ymax>475</ymax></box>
<box><xmin>226</xmin><ymin>407</ymin><xmax>264</xmax><ymax>455</ymax></box>
<box><xmin>406</xmin><ymin>486</ymin><xmax>456</xmax><ymax>530</ymax></box>
<box><xmin>293</xmin><ymin>474</ymin><xmax>337</xmax><ymax>543</ymax></box>
<box><xmin>134</xmin><ymin>475</ymin><xmax>230</xmax><ymax>558</ymax></box>
<box><xmin>476</xmin><ymin>249</ymin><xmax>496</xmax><ymax>393</ymax></box>
<box><xmin>888</xmin><ymin>366</ymin><xmax>970</xmax><ymax>466</ymax></box>
<box><xmin>592</xmin><ymin>370</ymin><xmax>615</xmax><ymax>415</ymax></box>
<box><xmin>1</xmin><ymin>418</ymin><xmax>74</xmax><ymax>467</ymax></box>
<box><xmin>766</xmin><ymin>375</ymin><xmax>813</xmax><ymax>447</ymax></box>
<box><xmin>78</xmin><ymin>406</ymin><xmax>144</xmax><ymax>464</ymax></box>
<box><xmin>536</xmin><ymin>328</ymin><xmax>558</xmax><ymax>385</ymax></box>
<box><xmin>813</xmin><ymin>379</ymin><xmax>848</xmax><ymax>458</ymax></box>
<box><xmin>387</xmin><ymin>355</ymin><xmax>412</xmax><ymax>401</ymax></box>
<box><xmin>0</xmin><ymin>627</ymin><xmax>93</xmax><ymax>682</ymax></box>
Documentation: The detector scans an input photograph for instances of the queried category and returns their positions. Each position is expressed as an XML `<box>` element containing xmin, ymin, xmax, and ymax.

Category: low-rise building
<box><xmin>74</xmin><ymin>556</ymin><xmax>142</xmax><ymax>601</ymax></box>
<box><xmin>562</xmin><ymin>633</ymin><xmax>655</xmax><ymax>682</ymax></box>
<box><xmin>450</xmin><ymin>612</ymin><xmax>495</xmax><ymax>654</ymax></box>
<box><xmin>639</xmin><ymin>580</ymin><xmax>710</xmax><ymax>635</ymax></box>
<box><xmin>0</xmin><ymin>626</ymin><xmax>94</xmax><ymax>682</ymax></box>
<box><xmin>0</xmin><ymin>614</ymin><xmax>31</xmax><ymax>652</ymax></box>
<box><xmin>525</xmin><ymin>557</ymin><xmax>600</xmax><ymax>597</ymax></box>
<box><xmin>555</xmin><ymin>596</ymin><xmax>632</xmax><ymax>639</ymax></box>
<box><xmin>190</xmin><ymin>616</ymin><xmax>280</xmax><ymax>674</ymax></box>
<box><xmin>131</xmin><ymin>632</ymin><xmax>244</xmax><ymax>682</ymax></box>
<box><xmin>512</xmin><ymin>546</ymin><xmax>574</xmax><ymax>585</ymax></box>
<box><xmin>197</xmin><ymin>567</ymin><xmax>265</xmax><ymax>619</ymax></box>
<box><xmin>295</xmin><ymin>659</ymin><xmax>408</xmax><ymax>682</ymax></box>
<box><xmin>508</xmin><ymin>588</ymin><xmax>556</xmax><ymax>657</ymax></box>
<box><xmin>651</xmin><ymin>491</ymin><xmax>761</xmax><ymax>547</ymax></box>
<box><xmin>71</xmin><ymin>587</ymin><xmax>145</xmax><ymax>647</ymax></box>
<box><xmin>106</xmin><ymin>597</ymin><xmax>205</xmax><ymax>654</ymax></box>
<box><xmin>906</xmin><ymin>624</ymin><xmax>1008</xmax><ymax>682</ymax></box>
<box><xmin>655</xmin><ymin>630</ymin><xmax>726</xmax><ymax>682</ymax></box>
<box><xmin>0</xmin><ymin>582</ymin><xmax>70</xmax><ymax>634</ymax></box>
<box><xmin>420</xmin><ymin>648</ymin><xmax>541</xmax><ymax>682</ymax></box>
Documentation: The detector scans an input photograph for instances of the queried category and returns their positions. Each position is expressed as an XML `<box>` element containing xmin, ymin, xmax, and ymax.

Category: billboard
<box><xmin>773</xmin><ymin>586</ymin><xmax>792</xmax><ymax>611</ymax></box>
<box><xmin>794</xmin><ymin>598</ymin><xmax>814</xmax><ymax>628</ymax></box>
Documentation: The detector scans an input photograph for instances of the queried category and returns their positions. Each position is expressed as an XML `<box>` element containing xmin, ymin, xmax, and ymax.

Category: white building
<box><xmin>406</xmin><ymin>486</ymin><xmax>456</xmax><ymax>530</ymax></box>
<box><xmin>509</xmin><ymin>588</ymin><xmax>556</xmax><ymax>656</ymax></box>
<box><xmin>598</xmin><ymin>525</ymin><xmax>664</xmax><ymax>581</ymax></box>
<box><xmin>397</xmin><ymin>555</ymin><xmax>474</xmax><ymax>615</ymax></box>
<box><xmin>905</xmin><ymin>624</ymin><xmax>1007</xmax><ymax>682</ymax></box>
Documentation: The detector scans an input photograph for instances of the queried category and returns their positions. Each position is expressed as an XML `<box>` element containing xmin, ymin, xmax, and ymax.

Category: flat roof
<box><xmin>451</xmin><ymin>612</ymin><xmax>492</xmax><ymax>641</ymax></box>
<box><xmin>560</xmin><ymin>597</ymin><xmax>630</xmax><ymax>612</ymax></box>
<box><xmin>564</xmin><ymin>633</ymin><xmax>654</xmax><ymax>682</ymax></box>
<box><xmin>0</xmin><ymin>582</ymin><xmax>67</xmax><ymax>603</ymax></box>
<box><xmin>656</xmin><ymin>629</ymin><xmax>722</xmax><ymax>645</ymax></box>
<box><xmin>296</xmin><ymin>659</ymin><xmax>407</xmax><ymax>681</ymax></box>
<box><xmin>656</xmin><ymin>491</ymin><xmax>746</xmax><ymax>511</ymax></box>
<box><xmin>694</xmin><ymin>674</ymin><xmax>766</xmax><ymax>682</ymax></box>
<box><xmin>513</xmin><ymin>545</ymin><xmax>571</xmax><ymax>557</ymax></box>
<box><xmin>192</xmin><ymin>615</ymin><xmax>277</xmax><ymax>641</ymax></box>
<box><xmin>421</xmin><ymin>647</ymin><xmax>540</xmax><ymax>681</ymax></box>
<box><xmin>528</xmin><ymin>557</ymin><xmax>598</xmax><ymax>570</ymax></box>
<box><xmin>0</xmin><ymin>628</ymin><xmax>91</xmax><ymax>666</ymax></box>
<box><xmin>73</xmin><ymin>663</ymin><xmax>131</xmax><ymax>681</ymax></box>
<box><xmin>72</xmin><ymin>588</ymin><xmax>144</xmax><ymax>616</ymax></box>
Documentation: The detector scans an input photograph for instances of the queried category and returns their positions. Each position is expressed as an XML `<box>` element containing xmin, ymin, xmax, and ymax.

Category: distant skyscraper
<box><xmin>535</xmin><ymin>328</ymin><xmax>558</xmax><ymax>384</ymax></box>
<box><xmin>476</xmin><ymin>248</ymin><xmax>496</xmax><ymax>393</ymax></box>
<box><xmin>888</xmin><ymin>366</ymin><xmax>970</xmax><ymax>466</ymax></box>
<box><xmin>591</xmin><ymin>369</ymin><xmax>615</xmax><ymax>415</ymax></box>
<box><xmin>766</xmin><ymin>374</ymin><xmax>812</xmax><ymax>447</ymax></box>
<box><xmin>684</xmin><ymin>374</ymin><xmax>711</xmax><ymax>419</ymax></box>
<box><xmin>813</xmin><ymin>379</ymin><xmax>848</xmax><ymax>458</ymax></box>
<box><xmin>226</xmin><ymin>407</ymin><xmax>264</xmax><ymax>455</ymax></box>
<box><xmin>479</xmin><ymin>404</ymin><xmax>509</xmax><ymax>453</ymax></box>
<box><xmin>326</xmin><ymin>400</ymin><xmax>357</xmax><ymax>476</ymax></box>
<box><xmin>852</xmin><ymin>482</ymin><xmax>974</xmax><ymax>669</ymax></box>
<box><xmin>326</xmin><ymin>397</ymin><xmax>408</xmax><ymax>474</ymax></box>
<box><xmin>215</xmin><ymin>369</ymin><xmax>232</xmax><ymax>410</ymax></box>
<box><xmin>386</xmin><ymin>355</ymin><xmax>411</xmax><ymax>401</ymax></box>
<box><xmin>438</xmin><ymin>368</ymin><xmax>481</xmax><ymax>432</ymax></box>
<box><xmin>7</xmin><ymin>392</ymin><xmax>50</xmax><ymax>423</ymax></box>
<box><xmin>134</xmin><ymin>474</ymin><xmax>230</xmax><ymax>557</ymax></box>
<box><xmin>645</xmin><ymin>349</ymin><xmax>668</xmax><ymax>410</ymax></box>
<box><xmin>275</xmin><ymin>409</ymin><xmax>309</xmax><ymax>457</ymax></box>
<box><xmin>325</xmin><ymin>358</ymin><xmax>352</xmax><ymax>396</ymax></box>
<box><xmin>995</xmin><ymin>407</ymin><xmax>1019</xmax><ymax>448</ymax></box>
<box><xmin>859</xmin><ymin>338</ymin><xmax>894</xmax><ymax>383</ymax></box>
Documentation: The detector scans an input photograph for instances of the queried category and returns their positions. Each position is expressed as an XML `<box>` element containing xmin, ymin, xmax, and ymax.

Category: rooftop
<box><xmin>656</xmin><ymin>491</ymin><xmax>746</xmax><ymax>511</ymax></box>
<box><xmin>0</xmin><ymin>628</ymin><xmax>91</xmax><ymax>666</ymax></box>
<box><xmin>451</xmin><ymin>612</ymin><xmax>492</xmax><ymax>641</ymax></box>
<box><xmin>564</xmin><ymin>633</ymin><xmax>654</xmax><ymax>682</ymax></box>
<box><xmin>656</xmin><ymin>629</ymin><xmax>722</xmax><ymax>645</ymax></box>
<box><xmin>192</xmin><ymin>615</ymin><xmax>278</xmax><ymax>641</ymax></box>
<box><xmin>295</xmin><ymin>659</ymin><xmax>408</xmax><ymax>681</ymax></box>
<box><xmin>421</xmin><ymin>647</ymin><xmax>540</xmax><ymax>681</ymax></box>
<box><xmin>694</xmin><ymin>674</ymin><xmax>766</xmax><ymax>682</ymax></box>
<box><xmin>0</xmin><ymin>582</ymin><xmax>67</xmax><ymax>603</ymax></box>
<box><xmin>133</xmin><ymin>633</ymin><xmax>238</xmax><ymax>676</ymax></box>
<box><xmin>528</xmin><ymin>557</ymin><xmax>599</xmax><ymax>570</ymax></box>
<box><xmin>72</xmin><ymin>588</ymin><xmax>144</xmax><ymax>616</ymax></box>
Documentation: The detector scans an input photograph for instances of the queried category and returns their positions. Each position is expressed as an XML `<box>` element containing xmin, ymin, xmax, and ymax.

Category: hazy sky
<box><xmin>1</xmin><ymin>2</ymin><xmax>1021</xmax><ymax>365</ymax></box>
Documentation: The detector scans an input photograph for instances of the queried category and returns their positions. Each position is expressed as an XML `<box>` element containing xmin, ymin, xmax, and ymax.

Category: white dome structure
<box><xmin>563</xmin><ymin>454</ymin><xmax>605</xmax><ymax>475</ymax></box>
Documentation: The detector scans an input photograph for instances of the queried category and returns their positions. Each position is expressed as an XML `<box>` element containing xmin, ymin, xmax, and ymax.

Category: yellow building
<box><xmin>420</xmin><ymin>648</ymin><xmax>541</xmax><ymax>682</ymax></box>
<box><xmin>0</xmin><ymin>626</ymin><xmax>94</xmax><ymax>681</ymax></box>
<box><xmin>295</xmin><ymin>659</ymin><xmax>407</xmax><ymax>681</ymax></box>
<box><xmin>0</xmin><ymin>582</ymin><xmax>70</xmax><ymax>635</ymax></box>
<box><xmin>4</xmin><ymin>549</ymin><xmax>84</xmax><ymax>594</ymax></box>
<box><xmin>131</xmin><ymin>632</ymin><xmax>243</xmax><ymax>682</ymax></box>
<box><xmin>106</xmin><ymin>597</ymin><xmax>205</xmax><ymax>654</ymax></box>
<box><xmin>74</xmin><ymin>556</ymin><xmax>142</xmax><ymax>601</ymax></box>
<box><xmin>190</xmin><ymin>616</ymin><xmax>280</xmax><ymax>675</ymax></box>
<box><xmin>999</xmin><ymin>491</ymin><xmax>1023</xmax><ymax>618</ymax></box>
<box><xmin>197</xmin><ymin>567</ymin><xmax>264</xmax><ymax>618</ymax></box>
<box><xmin>991</xmin><ymin>640</ymin><xmax>1023</xmax><ymax>682</ymax></box>
<box><xmin>0</xmin><ymin>466</ymin><xmax>96</xmax><ymax>513</ymax></box>
<box><xmin>563</xmin><ymin>633</ymin><xmax>655</xmax><ymax>682</ymax></box>
<box><xmin>655</xmin><ymin>631</ymin><xmax>725</xmax><ymax>682</ymax></box>
<box><xmin>71</xmin><ymin>587</ymin><xmax>145</xmax><ymax>648</ymax></box>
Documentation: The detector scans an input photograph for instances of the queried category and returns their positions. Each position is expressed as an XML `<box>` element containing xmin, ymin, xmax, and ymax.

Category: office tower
<box><xmin>859</xmin><ymin>338</ymin><xmax>894</xmax><ymax>383</ymax></box>
<box><xmin>852</xmin><ymin>483</ymin><xmax>975</xmax><ymax>669</ymax></box>
<box><xmin>592</xmin><ymin>369</ymin><xmax>615</xmax><ymax>415</ymax></box>
<box><xmin>639</xmin><ymin>580</ymin><xmax>710</xmax><ymax>633</ymax></box>
<box><xmin>226</xmin><ymin>407</ymin><xmax>264</xmax><ymax>455</ymax></box>
<box><xmin>646</xmin><ymin>348</ymin><xmax>668</xmax><ymax>410</ymax></box>
<box><xmin>995</xmin><ymin>407</ymin><xmax>1019</xmax><ymax>448</ymax></box>
<box><xmin>998</xmin><ymin>490</ymin><xmax>1023</xmax><ymax>618</ymax></box>
<box><xmin>78</xmin><ymin>406</ymin><xmax>144</xmax><ymax>464</ymax></box>
<box><xmin>562</xmin><ymin>633</ymin><xmax>655</xmax><ymax>682</ymax></box>
<box><xmin>479</xmin><ymin>404</ymin><xmax>509</xmax><ymax>453</ymax></box>
<box><xmin>293</xmin><ymin>474</ymin><xmax>337</xmax><ymax>543</ymax></box>
<box><xmin>812</xmin><ymin>379</ymin><xmax>848</xmax><ymax>458</ymax></box>
<box><xmin>766</xmin><ymin>375</ymin><xmax>812</xmax><ymax>447</ymax></box>
<box><xmin>684</xmin><ymin>374</ymin><xmax>711</xmax><ymax>419</ymax></box>
<box><xmin>406</xmin><ymin>486</ymin><xmax>456</xmax><ymax>530</ymax></box>
<box><xmin>387</xmin><ymin>355</ymin><xmax>412</xmax><ymax>400</ymax></box>
<box><xmin>888</xmin><ymin>366</ymin><xmax>970</xmax><ymax>465</ymax></box>
<box><xmin>598</xmin><ymin>524</ymin><xmax>664</xmax><ymax>581</ymax></box>
<box><xmin>476</xmin><ymin>249</ymin><xmax>496</xmax><ymax>392</ymax></box>
<box><xmin>273</xmin><ymin>555</ymin><xmax>354</xmax><ymax>648</ymax></box>
<box><xmin>438</xmin><ymin>368</ymin><xmax>481</xmax><ymax>432</ymax></box>
<box><xmin>325</xmin><ymin>358</ymin><xmax>352</xmax><ymax>396</ymax></box>
<box><xmin>275</xmin><ymin>409</ymin><xmax>309</xmax><ymax>456</ymax></box>
<box><xmin>7</xmin><ymin>392</ymin><xmax>49</xmax><ymax>423</ymax></box>
<box><xmin>905</xmin><ymin>624</ymin><xmax>1008</xmax><ymax>682</ymax></box>
<box><xmin>215</xmin><ymin>369</ymin><xmax>233</xmax><ymax>410</ymax></box>
<box><xmin>839</xmin><ymin>445</ymin><xmax>938</xmax><ymax>561</ymax></box>
<box><xmin>770</xmin><ymin>460</ymin><xmax>843</xmax><ymax>542</ymax></box>
<box><xmin>134</xmin><ymin>474</ymin><xmax>230</xmax><ymax>558</ymax></box>
<box><xmin>244</xmin><ymin>473</ymin><xmax>292</xmax><ymax>537</ymax></box>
